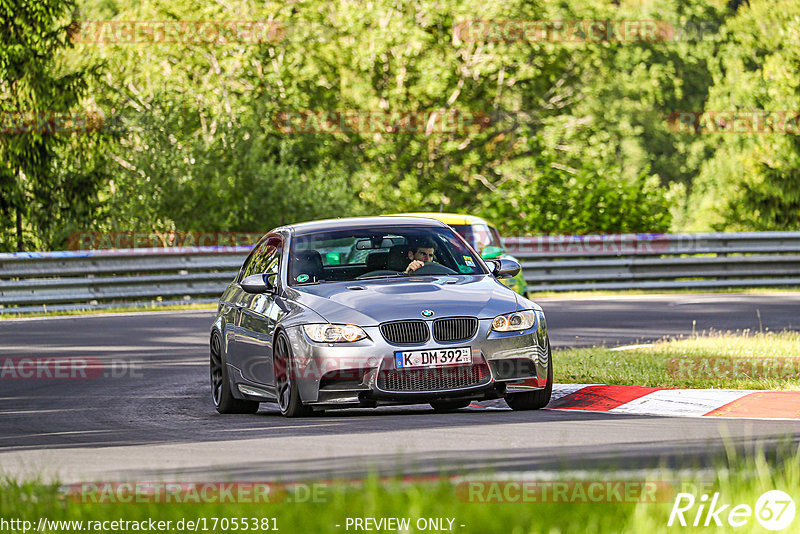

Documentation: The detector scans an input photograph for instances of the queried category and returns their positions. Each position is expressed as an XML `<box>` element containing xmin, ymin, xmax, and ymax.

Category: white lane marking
<box><xmin>0</xmin><ymin>395</ymin><xmax>199</xmax><ymax>400</ymax></box>
<box><xmin>214</xmin><ymin>423</ymin><xmax>348</xmax><ymax>431</ymax></box>
<box><xmin>0</xmin><ymin>429</ymin><xmax>113</xmax><ymax>440</ymax></box>
<box><xmin>0</xmin><ymin>408</ymin><xmax>101</xmax><ymax>415</ymax></box>
<box><xmin>534</xmin><ymin>294</ymin><xmax>680</xmax><ymax>302</ymax></box>
<box><xmin>1</xmin><ymin>346</ymin><xmax>203</xmax><ymax>353</ymax></box>
<box><xmin>0</xmin><ymin>309</ymin><xmax>214</xmax><ymax>323</ymax></box>
<box><xmin>609</xmin><ymin>389</ymin><xmax>756</xmax><ymax>417</ymax></box>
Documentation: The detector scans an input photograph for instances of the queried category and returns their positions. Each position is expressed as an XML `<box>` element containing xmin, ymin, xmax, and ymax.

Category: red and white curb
<box><xmin>546</xmin><ymin>384</ymin><xmax>800</xmax><ymax>420</ymax></box>
<box><xmin>469</xmin><ymin>384</ymin><xmax>800</xmax><ymax>420</ymax></box>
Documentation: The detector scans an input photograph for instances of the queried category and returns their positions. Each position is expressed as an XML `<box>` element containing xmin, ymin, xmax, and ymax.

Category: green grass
<box><xmin>555</xmin><ymin>331</ymin><xmax>800</xmax><ymax>389</ymax></box>
<box><xmin>529</xmin><ymin>287</ymin><xmax>800</xmax><ymax>299</ymax></box>
<box><xmin>0</xmin><ymin>302</ymin><xmax>217</xmax><ymax>320</ymax></box>
<box><xmin>2</xmin><ymin>445</ymin><xmax>798</xmax><ymax>533</ymax></box>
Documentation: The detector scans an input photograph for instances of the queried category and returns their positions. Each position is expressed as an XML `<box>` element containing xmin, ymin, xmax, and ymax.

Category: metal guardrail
<box><xmin>0</xmin><ymin>247</ymin><xmax>250</xmax><ymax>313</ymax></box>
<box><xmin>509</xmin><ymin>232</ymin><xmax>800</xmax><ymax>291</ymax></box>
<box><xmin>1</xmin><ymin>232</ymin><xmax>800</xmax><ymax>313</ymax></box>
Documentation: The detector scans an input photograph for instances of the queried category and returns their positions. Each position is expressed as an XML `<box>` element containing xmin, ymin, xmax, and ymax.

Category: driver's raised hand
<box><xmin>405</xmin><ymin>260</ymin><xmax>424</xmax><ymax>273</ymax></box>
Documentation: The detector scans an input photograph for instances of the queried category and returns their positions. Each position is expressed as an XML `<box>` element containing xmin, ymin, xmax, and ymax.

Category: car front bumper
<box><xmin>280</xmin><ymin>315</ymin><xmax>550</xmax><ymax>407</ymax></box>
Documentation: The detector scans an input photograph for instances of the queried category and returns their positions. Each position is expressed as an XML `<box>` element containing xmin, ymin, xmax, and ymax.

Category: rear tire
<box><xmin>505</xmin><ymin>346</ymin><xmax>553</xmax><ymax>411</ymax></box>
<box><xmin>274</xmin><ymin>332</ymin><xmax>312</xmax><ymax>418</ymax></box>
<box><xmin>430</xmin><ymin>399</ymin><xmax>472</xmax><ymax>412</ymax></box>
<box><xmin>210</xmin><ymin>332</ymin><xmax>260</xmax><ymax>414</ymax></box>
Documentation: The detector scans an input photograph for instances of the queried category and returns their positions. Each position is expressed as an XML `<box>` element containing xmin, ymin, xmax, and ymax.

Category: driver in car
<box><xmin>404</xmin><ymin>238</ymin><xmax>437</xmax><ymax>273</ymax></box>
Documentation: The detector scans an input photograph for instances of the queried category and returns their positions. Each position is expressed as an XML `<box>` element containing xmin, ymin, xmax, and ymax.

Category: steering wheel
<box><xmin>407</xmin><ymin>262</ymin><xmax>457</xmax><ymax>275</ymax></box>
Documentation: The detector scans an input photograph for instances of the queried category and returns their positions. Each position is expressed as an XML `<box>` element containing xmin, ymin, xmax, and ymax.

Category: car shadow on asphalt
<box><xmin>119</xmin><ymin>433</ymin><xmax>800</xmax><ymax>482</ymax></box>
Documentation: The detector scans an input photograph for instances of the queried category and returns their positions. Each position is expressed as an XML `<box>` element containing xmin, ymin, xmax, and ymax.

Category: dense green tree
<box><xmin>5</xmin><ymin>0</ymin><xmax>797</xmax><ymax>248</ymax></box>
<box><xmin>0</xmin><ymin>0</ymin><xmax>109</xmax><ymax>251</ymax></box>
<box><xmin>685</xmin><ymin>0</ymin><xmax>800</xmax><ymax>230</ymax></box>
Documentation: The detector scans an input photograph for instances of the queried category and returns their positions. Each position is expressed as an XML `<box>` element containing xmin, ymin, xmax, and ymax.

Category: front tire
<box><xmin>273</xmin><ymin>332</ymin><xmax>312</xmax><ymax>418</ymax></box>
<box><xmin>210</xmin><ymin>332</ymin><xmax>260</xmax><ymax>414</ymax></box>
<box><xmin>505</xmin><ymin>346</ymin><xmax>553</xmax><ymax>411</ymax></box>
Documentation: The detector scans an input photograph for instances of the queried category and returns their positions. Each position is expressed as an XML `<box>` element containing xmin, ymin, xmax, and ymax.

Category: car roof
<box><xmin>286</xmin><ymin>216</ymin><xmax>448</xmax><ymax>235</ymax></box>
<box><xmin>388</xmin><ymin>212</ymin><xmax>494</xmax><ymax>226</ymax></box>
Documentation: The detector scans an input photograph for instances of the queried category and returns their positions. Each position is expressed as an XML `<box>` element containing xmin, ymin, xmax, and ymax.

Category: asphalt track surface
<box><xmin>1</xmin><ymin>293</ymin><xmax>799</xmax><ymax>483</ymax></box>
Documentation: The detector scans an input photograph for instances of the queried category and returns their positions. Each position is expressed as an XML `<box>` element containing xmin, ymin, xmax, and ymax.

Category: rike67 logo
<box><xmin>669</xmin><ymin>490</ymin><xmax>795</xmax><ymax>530</ymax></box>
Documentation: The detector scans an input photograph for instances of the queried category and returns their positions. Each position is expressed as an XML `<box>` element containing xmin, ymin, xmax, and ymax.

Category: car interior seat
<box><xmin>386</xmin><ymin>245</ymin><xmax>410</xmax><ymax>272</ymax></box>
<box><xmin>365</xmin><ymin>251</ymin><xmax>389</xmax><ymax>271</ymax></box>
<box><xmin>292</xmin><ymin>250</ymin><xmax>324</xmax><ymax>282</ymax></box>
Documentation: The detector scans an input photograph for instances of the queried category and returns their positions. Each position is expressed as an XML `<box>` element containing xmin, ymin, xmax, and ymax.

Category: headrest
<box><xmin>366</xmin><ymin>251</ymin><xmax>388</xmax><ymax>271</ymax></box>
<box><xmin>387</xmin><ymin>244</ymin><xmax>410</xmax><ymax>271</ymax></box>
<box><xmin>293</xmin><ymin>250</ymin><xmax>323</xmax><ymax>277</ymax></box>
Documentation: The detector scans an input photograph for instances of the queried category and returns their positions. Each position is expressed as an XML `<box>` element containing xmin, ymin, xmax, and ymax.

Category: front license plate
<box><xmin>394</xmin><ymin>347</ymin><xmax>472</xmax><ymax>369</ymax></box>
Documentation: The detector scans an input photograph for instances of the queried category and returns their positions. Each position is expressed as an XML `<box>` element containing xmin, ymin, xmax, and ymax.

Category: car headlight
<box><xmin>491</xmin><ymin>310</ymin><xmax>537</xmax><ymax>332</ymax></box>
<box><xmin>303</xmin><ymin>324</ymin><xmax>368</xmax><ymax>343</ymax></box>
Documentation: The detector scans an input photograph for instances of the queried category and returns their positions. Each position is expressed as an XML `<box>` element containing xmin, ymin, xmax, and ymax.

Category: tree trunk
<box><xmin>16</xmin><ymin>206</ymin><xmax>23</xmax><ymax>252</ymax></box>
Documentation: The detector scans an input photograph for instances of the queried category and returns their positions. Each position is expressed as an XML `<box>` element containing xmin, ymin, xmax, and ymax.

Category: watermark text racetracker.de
<box><xmin>69</xmin><ymin>20</ymin><xmax>285</xmax><ymax>44</ymax></box>
<box><xmin>457</xmin><ymin>480</ymin><xmax>674</xmax><ymax>503</ymax></box>
<box><xmin>271</xmin><ymin>109</ymin><xmax>492</xmax><ymax>135</ymax></box>
<box><xmin>453</xmin><ymin>20</ymin><xmax>731</xmax><ymax>43</ymax></box>
<box><xmin>667</xmin><ymin>356</ymin><xmax>800</xmax><ymax>381</ymax></box>
<box><xmin>66</xmin><ymin>231</ymin><xmax>261</xmax><ymax>252</ymax></box>
<box><xmin>278</xmin><ymin>355</ymin><xmax>543</xmax><ymax>386</ymax></box>
<box><xmin>454</xmin><ymin>19</ymin><xmax>674</xmax><ymax>43</ymax></box>
<box><xmin>61</xmin><ymin>481</ymin><xmax>331</xmax><ymax>504</ymax></box>
<box><xmin>0</xmin><ymin>357</ymin><xmax>142</xmax><ymax>380</ymax></box>
<box><xmin>0</xmin><ymin>111</ymin><xmax>104</xmax><ymax>135</ymax></box>
<box><xmin>501</xmin><ymin>233</ymin><xmax>703</xmax><ymax>256</ymax></box>
<box><xmin>666</xmin><ymin>111</ymin><xmax>800</xmax><ymax>134</ymax></box>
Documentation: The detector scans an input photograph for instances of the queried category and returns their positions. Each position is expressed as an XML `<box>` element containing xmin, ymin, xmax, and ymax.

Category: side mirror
<box><xmin>488</xmin><ymin>258</ymin><xmax>521</xmax><ymax>279</ymax></box>
<box><xmin>481</xmin><ymin>245</ymin><xmax>504</xmax><ymax>260</ymax></box>
<box><xmin>241</xmin><ymin>273</ymin><xmax>277</xmax><ymax>294</ymax></box>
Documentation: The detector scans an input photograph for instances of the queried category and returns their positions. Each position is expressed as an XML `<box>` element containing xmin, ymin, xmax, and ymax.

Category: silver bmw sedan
<box><xmin>210</xmin><ymin>216</ymin><xmax>551</xmax><ymax>417</ymax></box>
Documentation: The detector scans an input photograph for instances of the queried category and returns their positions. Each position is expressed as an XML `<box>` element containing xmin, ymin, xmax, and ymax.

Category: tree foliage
<box><xmin>685</xmin><ymin>0</ymin><xmax>800</xmax><ymax>230</ymax></box>
<box><xmin>1</xmin><ymin>0</ymin><xmax>797</xmax><ymax>250</ymax></box>
<box><xmin>0</xmin><ymin>0</ymin><xmax>110</xmax><ymax>251</ymax></box>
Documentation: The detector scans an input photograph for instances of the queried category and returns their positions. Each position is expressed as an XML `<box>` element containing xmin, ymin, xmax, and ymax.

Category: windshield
<box><xmin>449</xmin><ymin>223</ymin><xmax>503</xmax><ymax>252</ymax></box>
<box><xmin>289</xmin><ymin>225</ymin><xmax>487</xmax><ymax>285</ymax></box>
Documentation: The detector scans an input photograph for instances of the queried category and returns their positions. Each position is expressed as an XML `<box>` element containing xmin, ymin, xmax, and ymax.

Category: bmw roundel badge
<box><xmin>421</xmin><ymin>309</ymin><xmax>434</xmax><ymax>317</ymax></box>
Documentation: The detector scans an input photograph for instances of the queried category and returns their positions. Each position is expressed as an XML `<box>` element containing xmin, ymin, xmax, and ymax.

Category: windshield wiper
<box><xmin>355</xmin><ymin>273</ymin><xmax>404</xmax><ymax>280</ymax></box>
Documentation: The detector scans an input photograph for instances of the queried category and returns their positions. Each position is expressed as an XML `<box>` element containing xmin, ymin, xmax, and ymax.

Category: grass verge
<box><xmin>2</xmin><ymin>445</ymin><xmax>798</xmax><ymax>533</ymax></box>
<box><xmin>529</xmin><ymin>286</ymin><xmax>800</xmax><ymax>299</ymax></box>
<box><xmin>555</xmin><ymin>330</ymin><xmax>800</xmax><ymax>389</ymax></box>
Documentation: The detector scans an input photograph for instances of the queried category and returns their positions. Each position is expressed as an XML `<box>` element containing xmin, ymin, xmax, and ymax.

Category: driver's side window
<box><xmin>241</xmin><ymin>237</ymin><xmax>281</xmax><ymax>282</ymax></box>
<box><xmin>239</xmin><ymin>240</ymin><xmax>267</xmax><ymax>282</ymax></box>
<box><xmin>259</xmin><ymin>242</ymin><xmax>281</xmax><ymax>277</ymax></box>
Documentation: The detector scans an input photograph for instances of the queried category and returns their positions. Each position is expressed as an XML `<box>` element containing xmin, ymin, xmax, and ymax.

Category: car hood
<box><xmin>285</xmin><ymin>275</ymin><xmax>519</xmax><ymax>326</ymax></box>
